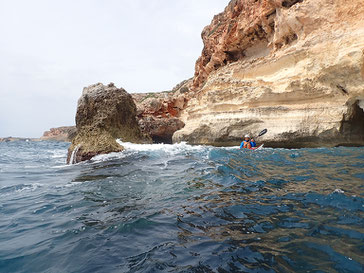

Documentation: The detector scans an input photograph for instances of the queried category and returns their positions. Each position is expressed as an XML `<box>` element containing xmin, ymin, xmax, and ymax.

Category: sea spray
<box><xmin>69</xmin><ymin>144</ymin><xmax>81</xmax><ymax>164</ymax></box>
<box><xmin>116</xmin><ymin>140</ymin><xmax>209</xmax><ymax>153</ymax></box>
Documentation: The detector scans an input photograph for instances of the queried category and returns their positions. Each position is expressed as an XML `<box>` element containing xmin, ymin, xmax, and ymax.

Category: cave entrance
<box><xmin>152</xmin><ymin>135</ymin><xmax>173</xmax><ymax>144</ymax></box>
<box><xmin>340</xmin><ymin>100</ymin><xmax>364</xmax><ymax>145</ymax></box>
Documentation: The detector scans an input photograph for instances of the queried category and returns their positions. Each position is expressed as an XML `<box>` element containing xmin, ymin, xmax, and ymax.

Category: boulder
<box><xmin>67</xmin><ymin>83</ymin><xmax>148</xmax><ymax>164</ymax></box>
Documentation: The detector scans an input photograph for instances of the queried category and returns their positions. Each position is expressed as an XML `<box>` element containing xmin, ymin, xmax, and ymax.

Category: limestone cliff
<box><xmin>174</xmin><ymin>0</ymin><xmax>364</xmax><ymax>147</ymax></box>
<box><xmin>67</xmin><ymin>83</ymin><xmax>147</xmax><ymax>164</ymax></box>
<box><xmin>132</xmin><ymin>79</ymin><xmax>190</xmax><ymax>143</ymax></box>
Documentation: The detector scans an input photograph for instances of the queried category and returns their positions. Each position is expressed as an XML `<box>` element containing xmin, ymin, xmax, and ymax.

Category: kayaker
<box><xmin>240</xmin><ymin>135</ymin><xmax>252</xmax><ymax>149</ymax></box>
<box><xmin>250</xmin><ymin>138</ymin><xmax>257</xmax><ymax>148</ymax></box>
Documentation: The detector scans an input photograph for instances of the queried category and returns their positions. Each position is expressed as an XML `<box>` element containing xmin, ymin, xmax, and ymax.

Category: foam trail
<box><xmin>117</xmin><ymin>140</ymin><xmax>209</xmax><ymax>154</ymax></box>
<box><xmin>93</xmin><ymin>141</ymin><xmax>242</xmax><ymax>163</ymax></box>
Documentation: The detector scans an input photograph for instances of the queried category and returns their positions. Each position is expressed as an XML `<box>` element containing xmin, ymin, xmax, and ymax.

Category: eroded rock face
<box><xmin>174</xmin><ymin>0</ymin><xmax>364</xmax><ymax>147</ymax></box>
<box><xmin>67</xmin><ymin>83</ymin><xmax>147</xmax><ymax>164</ymax></box>
<box><xmin>132</xmin><ymin>80</ymin><xmax>190</xmax><ymax>143</ymax></box>
<box><xmin>41</xmin><ymin>126</ymin><xmax>76</xmax><ymax>142</ymax></box>
<box><xmin>192</xmin><ymin>0</ymin><xmax>278</xmax><ymax>90</ymax></box>
<box><xmin>137</xmin><ymin>116</ymin><xmax>185</xmax><ymax>144</ymax></box>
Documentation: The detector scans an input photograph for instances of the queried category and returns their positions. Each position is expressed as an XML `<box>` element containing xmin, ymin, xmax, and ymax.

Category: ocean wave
<box><xmin>55</xmin><ymin>181</ymin><xmax>84</xmax><ymax>188</ymax></box>
<box><xmin>85</xmin><ymin>141</ymin><xmax>214</xmax><ymax>164</ymax></box>
<box><xmin>0</xmin><ymin>183</ymin><xmax>44</xmax><ymax>195</ymax></box>
<box><xmin>117</xmin><ymin>140</ymin><xmax>210</xmax><ymax>154</ymax></box>
<box><xmin>91</xmin><ymin>151</ymin><xmax>130</xmax><ymax>163</ymax></box>
<box><xmin>50</xmin><ymin>149</ymin><xmax>67</xmax><ymax>159</ymax></box>
<box><xmin>1</xmin><ymin>141</ymin><xmax>363</xmax><ymax>273</ymax></box>
<box><xmin>51</xmin><ymin>164</ymin><xmax>73</xmax><ymax>169</ymax></box>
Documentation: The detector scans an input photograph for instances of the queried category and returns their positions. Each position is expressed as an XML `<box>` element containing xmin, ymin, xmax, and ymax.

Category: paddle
<box><xmin>248</xmin><ymin>129</ymin><xmax>267</xmax><ymax>150</ymax></box>
<box><xmin>256</xmin><ymin>129</ymin><xmax>267</xmax><ymax>138</ymax></box>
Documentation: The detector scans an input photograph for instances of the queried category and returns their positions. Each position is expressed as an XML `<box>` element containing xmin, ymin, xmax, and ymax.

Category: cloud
<box><xmin>0</xmin><ymin>0</ymin><xmax>229</xmax><ymax>137</ymax></box>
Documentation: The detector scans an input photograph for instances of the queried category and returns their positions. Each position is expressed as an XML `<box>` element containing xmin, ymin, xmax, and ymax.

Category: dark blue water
<box><xmin>0</xmin><ymin>141</ymin><xmax>363</xmax><ymax>273</ymax></box>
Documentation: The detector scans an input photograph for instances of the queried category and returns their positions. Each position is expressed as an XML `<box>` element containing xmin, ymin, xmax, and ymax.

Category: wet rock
<box><xmin>67</xmin><ymin>83</ymin><xmax>148</xmax><ymax>164</ymax></box>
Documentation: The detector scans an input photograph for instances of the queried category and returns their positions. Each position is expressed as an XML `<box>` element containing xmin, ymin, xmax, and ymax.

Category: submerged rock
<box><xmin>174</xmin><ymin>0</ymin><xmax>364</xmax><ymax>147</ymax></box>
<box><xmin>67</xmin><ymin>83</ymin><xmax>148</xmax><ymax>164</ymax></box>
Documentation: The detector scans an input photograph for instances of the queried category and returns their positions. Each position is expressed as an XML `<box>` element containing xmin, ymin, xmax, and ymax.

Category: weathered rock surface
<box><xmin>137</xmin><ymin>116</ymin><xmax>185</xmax><ymax>143</ymax></box>
<box><xmin>67</xmin><ymin>83</ymin><xmax>147</xmax><ymax>164</ymax></box>
<box><xmin>41</xmin><ymin>126</ymin><xmax>76</xmax><ymax>142</ymax></box>
<box><xmin>132</xmin><ymin>79</ymin><xmax>190</xmax><ymax>143</ymax></box>
<box><xmin>174</xmin><ymin>0</ymin><xmax>364</xmax><ymax>147</ymax></box>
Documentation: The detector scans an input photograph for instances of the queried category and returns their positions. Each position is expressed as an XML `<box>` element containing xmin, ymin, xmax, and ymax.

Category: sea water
<box><xmin>0</xmin><ymin>141</ymin><xmax>363</xmax><ymax>273</ymax></box>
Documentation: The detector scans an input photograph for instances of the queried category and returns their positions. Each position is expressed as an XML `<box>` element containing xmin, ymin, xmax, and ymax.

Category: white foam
<box><xmin>225</xmin><ymin>146</ymin><xmax>240</xmax><ymax>150</ymax></box>
<box><xmin>117</xmin><ymin>140</ymin><xmax>209</xmax><ymax>154</ymax></box>
<box><xmin>51</xmin><ymin>150</ymin><xmax>67</xmax><ymax>159</ymax></box>
<box><xmin>14</xmin><ymin>183</ymin><xmax>44</xmax><ymax>193</ymax></box>
<box><xmin>69</xmin><ymin>144</ymin><xmax>81</xmax><ymax>165</ymax></box>
<box><xmin>24</xmin><ymin>165</ymin><xmax>39</xmax><ymax>169</ymax></box>
<box><xmin>333</xmin><ymin>189</ymin><xmax>345</xmax><ymax>194</ymax></box>
<box><xmin>55</xmin><ymin>181</ymin><xmax>84</xmax><ymax>188</ymax></box>
<box><xmin>91</xmin><ymin>151</ymin><xmax>130</xmax><ymax>162</ymax></box>
<box><xmin>51</xmin><ymin>164</ymin><xmax>73</xmax><ymax>169</ymax></box>
<box><xmin>64</xmin><ymin>141</ymin><xmax>248</xmax><ymax>164</ymax></box>
<box><xmin>88</xmin><ymin>141</ymin><xmax>213</xmax><ymax>163</ymax></box>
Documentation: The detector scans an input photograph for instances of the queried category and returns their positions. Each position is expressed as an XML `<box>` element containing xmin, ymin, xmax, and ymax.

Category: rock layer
<box><xmin>174</xmin><ymin>0</ymin><xmax>364</xmax><ymax>147</ymax></box>
<box><xmin>67</xmin><ymin>83</ymin><xmax>147</xmax><ymax>164</ymax></box>
<box><xmin>132</xmin><ymin>80</ymin><xmax>190</xmax><ymax>143</ymax></box>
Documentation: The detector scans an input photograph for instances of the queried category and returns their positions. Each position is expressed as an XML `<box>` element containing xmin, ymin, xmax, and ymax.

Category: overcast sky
<box><xmin>0</xmin><ymin>0</ymin><xmax>228</xmax><ymax>137</ymax></box>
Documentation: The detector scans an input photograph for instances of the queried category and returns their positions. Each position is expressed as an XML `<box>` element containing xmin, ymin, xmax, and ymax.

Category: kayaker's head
<box><xmin>244</xmin><ymin>134</ymin><xmax>250</xmax><ymax>141</ymax></box>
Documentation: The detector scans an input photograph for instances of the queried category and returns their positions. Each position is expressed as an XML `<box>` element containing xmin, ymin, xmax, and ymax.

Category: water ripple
<box><xmin>0</xmin><ymin>141</ymin><xmax>363</xmax><ymax>272</ymax></box>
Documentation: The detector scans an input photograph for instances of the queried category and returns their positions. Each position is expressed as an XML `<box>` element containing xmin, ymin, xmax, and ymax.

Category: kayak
<box><xmin>242</xmin><ymin>144</ymin><xmax>264</xmax><ymax>151</ymax></box>
<box><xmin>250</xmin><ymin>144</ymin><xmax>264</xmax><ymax>150</ymax></box>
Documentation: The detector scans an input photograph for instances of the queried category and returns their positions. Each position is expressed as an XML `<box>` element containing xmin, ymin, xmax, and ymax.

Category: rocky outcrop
<box><xmin>132</xmin><ymin>80</ymin><xmax>190</xmax><ymax>143</ymax></box>
<box><xmin>0</xmin><ymin>127</ymin><xmax>76</xmax><ymax>143</ymax></box>
<box><xmin>67</xmin><ymin>83</ymin><xmax>147</xmax><ymax>164</ymax></box>
<box><xmin>41</xmin><ymin>126</ymin><xmax>76</xmax><ymax>142</ymax></box>
<box><xmin>174</xmin><ymin>0</ymin><xmax>364</xmax><ymax>147</ymax></box>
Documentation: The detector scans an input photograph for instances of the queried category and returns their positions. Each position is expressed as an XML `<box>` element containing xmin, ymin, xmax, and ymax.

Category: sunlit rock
<box><xmin>173</xmin><ymin>0</ymin><xmax>364</xmax><ymax>147</ymax></box>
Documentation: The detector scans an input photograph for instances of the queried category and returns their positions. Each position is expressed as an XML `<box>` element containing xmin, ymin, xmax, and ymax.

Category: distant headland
<box><xmin>0</xmin><ymin>126</ymin><xmax>76</xmax><ymax>143</ymax></box>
